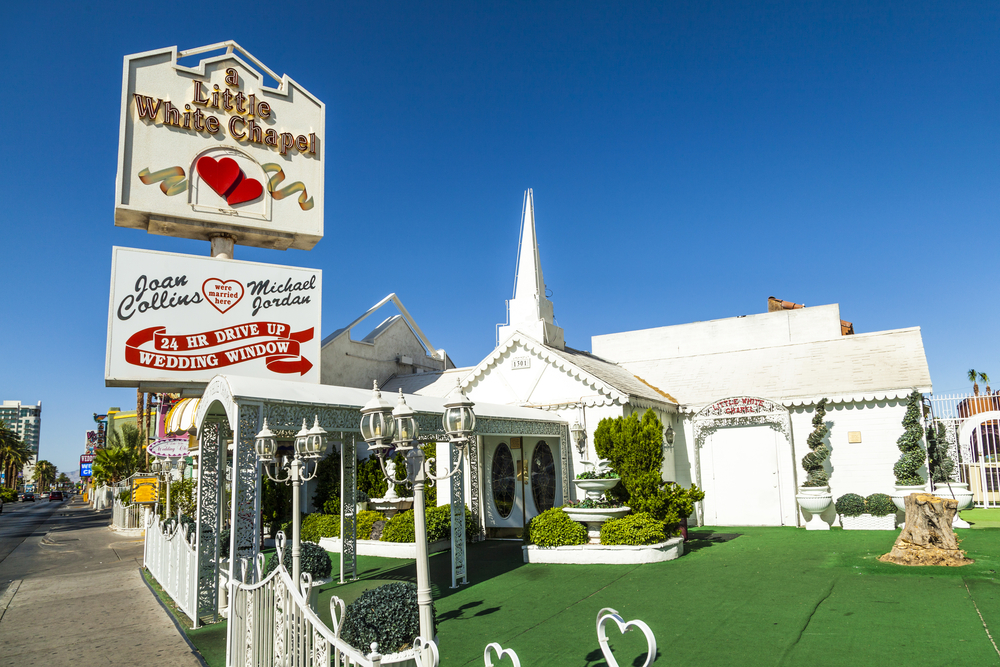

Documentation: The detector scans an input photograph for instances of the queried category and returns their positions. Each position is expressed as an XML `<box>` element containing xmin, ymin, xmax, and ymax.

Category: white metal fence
<box><xmin>928</xmin><ymin>392</ymin><xmax>1000</xmax><ymax>507</ymax></box>
<box><xmin>144</xmin><ymin>512</ymin><xmax>200</xmax><ymax>622</ymax></box>
<box><xmin>90</xmin><ymin>484</ymin><xmax>114</xmax><ymax>511</ymax></box>
<box><xmin>112</xmin><ymin>499</ymin><xmax>146</xmax><ymax>530</ymax></box>
<box><xmin>226</xmin><ymin>536</ymin><xmax>438</xmax><ymax>667</ymax></box>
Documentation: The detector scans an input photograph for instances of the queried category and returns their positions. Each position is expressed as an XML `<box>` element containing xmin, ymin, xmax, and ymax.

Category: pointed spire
<box><xmin>497</xmin><ymin>189</ymin><xmax>565</xmax><ymax>349</ymax></box>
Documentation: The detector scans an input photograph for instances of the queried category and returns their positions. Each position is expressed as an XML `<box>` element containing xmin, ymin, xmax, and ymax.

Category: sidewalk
<box><xmin>0</xmin><ymin>497</ymin><xmax>204</xmax><ymax>666</ymax></box>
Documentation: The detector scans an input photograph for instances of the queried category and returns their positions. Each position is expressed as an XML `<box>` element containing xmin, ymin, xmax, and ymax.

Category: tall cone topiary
<box><xmin>926</xmin><ymin>420</ymin><xmax>955</xmax><ymax>484</ymax></box>
<box><xmin>893</xmin><ymin>390</ymin><xmax>926</xmax><ymax>486</ymax></box>
<box><xmin>801</xmin><ymin>398</ymin><xmax>830</xmax><ymax>487</ymax></box>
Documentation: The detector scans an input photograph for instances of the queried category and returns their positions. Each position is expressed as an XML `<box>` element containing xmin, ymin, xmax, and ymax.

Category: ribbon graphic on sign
<box><xmin>125</xmin><ymin>323</ymin><xmax>314</xmax><ymax>375</ymax></box>
<box><xmin>262</xmin><ymin>163</ymin><xmax>315</xmax><ymax>210</ymax></box>
<box><xmin>138</xmin><ymin>166</ymin><xmax>187</xmax><ymax>195</ymax></box>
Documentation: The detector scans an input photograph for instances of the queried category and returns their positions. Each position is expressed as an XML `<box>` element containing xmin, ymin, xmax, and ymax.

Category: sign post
<box><xmin>131</xmin><ymin>475</ymin><xmax>160</xmax><ymax>506</ymax></box>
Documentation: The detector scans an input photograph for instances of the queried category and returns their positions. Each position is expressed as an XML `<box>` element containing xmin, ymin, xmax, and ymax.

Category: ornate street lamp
<box><xmin>254</xmin><ymin>416</ymin><xmax>327</xmax><ymax>584</ymax></box>
<box><xmin>359</xmin><ymin>381</ymin><xmax>475</xmax><ymax>646</ymax></box>
<box><xmin>154</xmin><ymin>455</ymin><xmax>187</xmax><ymax>517</ymax></box>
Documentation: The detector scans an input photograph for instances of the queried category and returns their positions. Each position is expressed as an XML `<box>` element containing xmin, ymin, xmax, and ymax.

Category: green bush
<box><xmin>310</xmin><ymin>450</ymin><xmax>341</xmax><ymax>516</ymax></box>
<box><xmin>594</xmin><ymin>410</ymin><xmax>704</xmax><ymax>524</ymax></box>
<box><xmin>118</xmin><ymin>489</ymin><xmax>132</xmax><ymax>504</ymax></box>
<box><xmin>527</xmin><ymin>507</ymin><xmax>588</xmax><ymax>547</ymax></box>
<box><xmin>341</xmin><ymin>582</ymin><xmax>432</xmax><ymax>654</ymax></box>
<box><xmin>357</xmin><ymin>510</ymin><xmax>386</xmax><ymax>540</ymax></box>
<box><xmin>301</xmin><ymin>513</ymin><xmax>340</xmax><ymax>543</ymax></box>
<box><xmin>865</xmin><ymin>493</ymin><xmax>896</xmax><ymax>517</ymax></box>
<box><xmin>801</xmin><ymin>398</ymin><xmax>831</xmax><ymax>487</ymax></box>
<box><xmin>0</xmin><ymin>488</ymin><xmax>17</xmax><ymax>503</ymax></box>
<box><xmin>322</xmin><ymin>496</ymin><xmax>341</xmax><ymax>517</ymax></box>
<box><xmin>599</xmin><ymin>512</ymin><xmax>665</xmax><ymax>546</ymax></box>
<box><xmin>926</xmin><ymin>421</ymin><xmax>956</xmax><ymax>483</ymax></box>
<box><xmin>835</xmin><ymin>493</ymin><xmax>866</xmax><ymax>517</ymax></box>
<box><xmin>893</xmin><ymin>390</ymin><xmax>926</xmax><ymax>486</ymax></box>
<box><xmin>424</xmin><ymin>504</ymin><xmax>476</xmax><ymax>543</ymax></box>
<box><xmin>381</xmin><ymin>510</ymin><xmax>416</xmax><ymax>543</ymax></box>
<box><xmin>265</xmin><ymin>541</ymin><xmax>332</xmax><ymax>579</ymax></box>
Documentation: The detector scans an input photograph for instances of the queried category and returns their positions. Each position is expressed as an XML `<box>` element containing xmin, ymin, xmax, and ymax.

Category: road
<box><xmin>0</xmin><ymin>496</ymin><xmax>204</xmax><ymax>666</ymax></box>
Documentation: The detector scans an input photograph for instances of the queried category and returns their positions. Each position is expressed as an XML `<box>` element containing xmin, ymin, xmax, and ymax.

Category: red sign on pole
<box><xmin>80</xmin><ymin>454</ymin><xmax>95</xmax><ymax>465</ymax></box>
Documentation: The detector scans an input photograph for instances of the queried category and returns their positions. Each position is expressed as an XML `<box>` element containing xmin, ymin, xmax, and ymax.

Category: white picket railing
<box><xmin>226</xmin><ymin>535</ymin><xmax>438</xmax><ymax>667</ymax></box>
<box><xmin>112</xmin><ymin>499</ymin><xmax>145</xmax><ymax>530</ymax></box>
<box><xmin>90</xmin><ymin>484</ymin><xmax>114</xmax><ymax>511</ymax></box>
<box><xmin>144</xmin><ymin>512</ymin><xmax>199</xmax><ymax>621</ymax></box>
<box><xmin>928</xmin><ymin>392</ymin><xmax>1000</xmax><ymax>507</ymax></box>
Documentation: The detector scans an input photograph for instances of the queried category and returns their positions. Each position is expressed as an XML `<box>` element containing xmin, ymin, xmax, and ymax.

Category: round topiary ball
<box><xmin>528</xmin><ymin>507</ymin><xmax>588</xmax><ymax>547</ymax></box>
<box><xmin>834</xmin><ymin>493</ymin><xmax>866</xmax><ymax>517</ymax></box>
<box><xmin>341</xmin><ymin>582</ymin><xmax>433</xmax><ymax>654</ymax></box>
<box><xmin>865</xmin><ymin>493</ymin><xmax>896</xmax><ymax>517</ymax></box>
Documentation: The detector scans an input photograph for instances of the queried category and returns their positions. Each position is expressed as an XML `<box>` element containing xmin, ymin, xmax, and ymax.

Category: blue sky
<box><xmin>1</xmin><ymin>2</ymin><xmax>997</xmax><ymax>477</ymax></box>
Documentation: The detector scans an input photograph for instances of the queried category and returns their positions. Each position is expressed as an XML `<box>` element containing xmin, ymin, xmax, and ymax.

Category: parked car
<box><xmin>22</xmin><ymin>493</ymin><xmax>35</xmax><ymax>502</ymax></box>
<box><xmin>48</xmin><ymin>491</ymin><xmax>63</xmax><ymax>502</ymax></box>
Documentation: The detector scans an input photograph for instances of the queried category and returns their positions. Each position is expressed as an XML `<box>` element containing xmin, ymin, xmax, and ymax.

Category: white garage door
<box><xmin>706</xmin><ymin>425</ymin><xmax>784</xmax><ymax>526</ymax></box>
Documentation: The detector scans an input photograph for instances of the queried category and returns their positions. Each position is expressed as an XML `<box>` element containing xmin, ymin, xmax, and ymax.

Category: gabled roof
<box><xmin>321</xmin><ymin>294</ymin><xmax>445</xmax><ymax>361</ymax></box>
<box><xmin>461</xmin><ymin>332</ymin><xmax>676</xmax><ymax>409</ymax></box>
<box><xmin>382</xmin><ymin>368</ymin><xmax>472</xmax><ymax>396</ymax></box>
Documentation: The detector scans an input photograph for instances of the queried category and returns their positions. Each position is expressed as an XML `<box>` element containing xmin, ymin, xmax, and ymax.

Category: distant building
<box><xmin>1</xmin><ymin>400</ymin><xmax>42</xmax><ymax>481</ymax></box>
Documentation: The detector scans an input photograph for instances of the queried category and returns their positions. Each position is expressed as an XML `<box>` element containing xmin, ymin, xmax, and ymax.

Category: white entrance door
<box><xmin>704</xmin><ymin>425</ymin><xmax>785</xmax><ymax>526</ymax></box>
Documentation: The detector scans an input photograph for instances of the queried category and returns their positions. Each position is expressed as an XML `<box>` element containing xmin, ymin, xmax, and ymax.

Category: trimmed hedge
<box><xmin>381</xmin><ymin>509</ymin><xmax>416</xmax><ymax>543</ymax></box>
<box><xmin>599</xmin><ymin>512</ymin><xmax>665</xmax><ymax>546</ymax></box>
<box><xmin>864</xmin><ymin>493</ymin><xmax>896</xmax><ymax>517</ymax></box>
<box><xmin>301</xmin><ymin>513</ymin><xmax>340</xmax><ymax>542</ymax></box>
<box><xmin>527</xmin><ymin>507</ymin><xmax>588</xmax><ymax>547</ymax></box>
<box><xmin>264</xmin><ymin>541</ymin><xmax>332</xmax><ymax>579</ymax></box>
<box><xmin>357</xmin><ymin>510</ymin><xmax>386</xmax><ymax>540</ymax></box>
<box><xmin>341</xmin><ymin>582</ymin><xmax>431</xmax><ymax>654</ymax></box>
<box><xmin>379</xmin><ymin>505</ymin><xmax>475</xmax><ymax>543</ymax></box>
<box><xmin>835</xmin><ymin>493</ymin><xmax>866</xmax><ymax>517</ymax></box>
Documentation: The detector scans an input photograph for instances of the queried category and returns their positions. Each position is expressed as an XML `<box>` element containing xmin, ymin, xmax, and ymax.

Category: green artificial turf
<box><xmin>175</xmin><ymin>529</ymin><xmax>1000</xmax><ymax>667</ymax></box>
<box><xmin>962</xmin><ymin>508</ymin><xmax>1000</xmax><ymax>528</ymax></box>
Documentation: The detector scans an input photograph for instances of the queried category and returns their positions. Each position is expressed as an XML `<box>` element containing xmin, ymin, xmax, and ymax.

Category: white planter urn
<box><xmin>573</xmin><ymin>477</ymin><xmax>621</xmax><ymax>502</ymax></box>
<box><xmin>890</xmin><ymin>484</ymin><xmax>928</xmax><ymax>511</ymax></box>
<box><xmin>933</xmin><ymin>482</ymin><xmax>975</xmax><ymax>528</ymax></box>
<box><xmin>795</xmin><ymin>487</ymin><xmax>833</xmax><ymax>530</ymax></box>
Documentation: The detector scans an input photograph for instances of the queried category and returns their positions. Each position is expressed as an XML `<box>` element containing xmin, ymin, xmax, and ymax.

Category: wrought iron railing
<box><xmin>144</xmin><ymin>511</ymin><xmax>200</xmax><ymax>621</ymax></box>
<box><xmin>928</xmin><ymin>392</ymin><xmax>1000</xmax><ymax>507</ymax></box>
<box><xmin>226</xmin><ymin>534</ymin><xmax>438</xmax><ymax>667</ymax></box>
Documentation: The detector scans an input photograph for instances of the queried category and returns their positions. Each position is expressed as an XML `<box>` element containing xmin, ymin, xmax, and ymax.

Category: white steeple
<box><xmin>497</xmin><ymin>189</ymin><xmax>565</xmax><ymax>349</ymax></box>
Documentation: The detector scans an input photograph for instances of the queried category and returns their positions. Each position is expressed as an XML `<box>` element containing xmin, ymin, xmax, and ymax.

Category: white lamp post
<box><xmin>359</xmin><ymin>381</ymin><xmax>475</xmax><ymax>646</ymax></box>
<box><xmin>254</xmin><ymin>416</ymin><xmax>327</xmax><ymax>584</ymax></box>
<box><xmin>154</xmin><ymin>455</ymin><xmax>188</xmax><ymax>517</ymax></box>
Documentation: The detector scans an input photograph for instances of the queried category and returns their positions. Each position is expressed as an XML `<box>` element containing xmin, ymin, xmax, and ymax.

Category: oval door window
<box><xmin>491</xmin><ymin>443</ymin><xmax>515</xmax><ymax>518</ymax></box>
<box><xmin>530</xmin><ymin>441</ymin><xmax>556</xmax><ymax>513</ymax></box>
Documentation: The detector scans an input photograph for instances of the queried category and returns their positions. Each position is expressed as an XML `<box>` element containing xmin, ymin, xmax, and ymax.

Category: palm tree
<box><xmin>0</xmin><ymin>422</ymin><xmax>31</xmax><ymax>489</ymax></box>
<box><xmin>968</xmin><ymin>369</ymin><xmax>989</xmax><ymax>396</ymax></box>
<box><xmin>33</xmin><ymin>461</ymin><xmax>56</xmax><ymax>492</ymax></box>
<box><xmin>92</xmin><ymin>423</ymin><xmax>146</xmax><ymax>485</ymax></box>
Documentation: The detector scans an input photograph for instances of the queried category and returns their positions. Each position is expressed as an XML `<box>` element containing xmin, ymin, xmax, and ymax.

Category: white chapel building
<box><xmin>383</xmin><ymin>190</ymin><xmax>933</xmax><ymax>531</ymax></box>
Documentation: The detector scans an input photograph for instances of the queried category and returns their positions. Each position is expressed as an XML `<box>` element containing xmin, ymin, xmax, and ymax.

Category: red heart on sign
<box><xmin>202</xmin><ymin>279</ymin><xmax>245</xmax><ymax>314</ymax></box>
<box><xmin>227</xmin><ymin>177</ymin><xmax>263</xmax><ymax>206</ymax></box>
<box><xmin>197</xmin><ymin>156</ymin><xmax>242</xmax><ymax>198</ymax></box>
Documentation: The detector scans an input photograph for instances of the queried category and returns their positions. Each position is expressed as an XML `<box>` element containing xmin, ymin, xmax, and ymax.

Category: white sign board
<box><xmin>115</xmin><ymin>41</ymin><xmax>324</xmax><ymax>251</ymax></box>
<box><xmin>106</xmin><ymin>247</ymin><xmax>321</xmax><ymax>388</ymax></box>
<box><xmin>148</xmin><ymin>437</ymin><xmax>191</xmax><ymax>458</ymax></box>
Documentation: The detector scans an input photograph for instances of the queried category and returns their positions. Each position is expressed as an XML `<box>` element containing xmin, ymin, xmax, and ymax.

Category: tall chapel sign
<box><xmin>115</xmin><ymin>42</ymin><xmax>325</xmax><ymax>251</ymax></box>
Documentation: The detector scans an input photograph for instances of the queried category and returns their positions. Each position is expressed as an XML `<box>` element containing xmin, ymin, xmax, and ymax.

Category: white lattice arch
<box><xmin>195</xmin><ymin>375</ymin><xmax>239</xmax><ymax>430</ymax></box>
<box><xmin>692</xmin><ymin>396</ymin><xmax>792</xmax><ymax>449</ymax></box>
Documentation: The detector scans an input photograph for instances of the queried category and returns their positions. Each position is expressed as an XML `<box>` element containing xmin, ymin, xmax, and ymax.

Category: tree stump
<box><xmin>878</xmin><ymin>493</ymin><xmax>973</xmax><ymax>566</ymax></box>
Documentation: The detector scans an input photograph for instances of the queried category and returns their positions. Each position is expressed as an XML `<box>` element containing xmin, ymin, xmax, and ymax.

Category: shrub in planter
<box><xmin>357</xmin><ymin>510</ymin><xmax>386</xmax><ymax>540</ymax></box>
<box><xmin>341</xmin><ymin>582</ymin><xmax>432</xmax><ymax>654</ymax></box>
<box><xmin>864</xmin><ymin>493</ymin><xmax>895</xmax><ymax>517</ymax></box>
<box><xmin>381</xmin><ymin>510</ymin><xmax>416</xmax><ymax>543</ymax></box>
<box><xmin>265</xmin><ymin>541</ymin><xmax>332</xmax><ymax>579</ymax></box>
<box><xmin>834</xmin><ymin>493</ymin><xmax>865</xmax><ymax>517</ymax></box>
<box><xmin>599</xmin><ymin>512</ymin><xmax>665</xmax><ymax>546</ymax></box>
<box><xmin>893</xmin><ymin>390</ymin><xmax>926</xmax><ymax>486</ymax></box>
<box><xmin>801</xmin><ymin>398</ymin><xmax>831</xmax><ymax>487</ymax></box>
<box><xmin>301</xmin><ymin>513</ymin><xmax>340</xmax><ymax>543</ymax></box>
<box><xmin>527</xmin><ymin>507</ymin><xmax>588</xmax><ymax>547</ymax></box>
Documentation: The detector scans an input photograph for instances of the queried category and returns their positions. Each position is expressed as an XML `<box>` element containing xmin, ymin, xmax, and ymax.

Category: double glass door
<box><xmin>489</xmin><ymin>438</ymin><xmax>557</xmax><ymax>529</ymax></box>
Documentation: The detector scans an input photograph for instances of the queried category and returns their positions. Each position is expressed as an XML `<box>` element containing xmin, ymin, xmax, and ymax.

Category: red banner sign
<box><xmin>125</xmin><ymin>322</ymin><xmax>314</xmax><ymax>376</ymax></box>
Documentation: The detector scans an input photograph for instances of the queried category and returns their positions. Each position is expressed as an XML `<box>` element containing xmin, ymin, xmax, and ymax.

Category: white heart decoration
<box><xmin>329</xmin><ymin>595</ymin><xmax>346</xmax><ymax>638</ymax></box>
<box><xmin>596</xmin><ymin>608</ymin><xmax>657</xmax><ymax>667</ymax></box>
<box><xmin>484</xmin><ymin>642</ymin><xmax>521</xmax><ymax>667</ymax></box>
<box><xmin>412</xmin><ymin>636</ymin><xmax>440</xmax><ymax>667</ymax></box>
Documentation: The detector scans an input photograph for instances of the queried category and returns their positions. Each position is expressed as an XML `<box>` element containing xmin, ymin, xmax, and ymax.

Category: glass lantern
<box><xmin>254</xmin><ymin>419</ymin><xmax>278</xmax><ymax>462</ymax></box>
<box><xmin>392</xmin><ymin>389</ymin><xmax>418</xmax><ymax>451</ymax></box>
<box><xmin>443</xmin><ymin>382</ymin><xmax>475</xmax><ymax>439</ymax></box>
<box><xmin>360</xmin><ymin>381</ymin><xmax>395</xmax><ymax>455</ymax></box>
<box><xmin>304</xmin><ymin>416</ymin><xmax>327</xmax><ymax>458</ymax></box>
<box><xmin>293</xmin><ymin>419</ymin><xmax>310</xmax><ymax>456</ymax></box>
